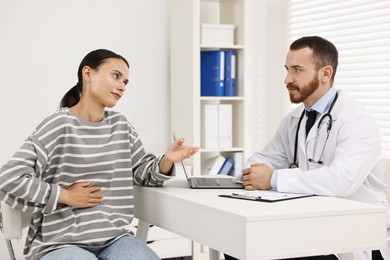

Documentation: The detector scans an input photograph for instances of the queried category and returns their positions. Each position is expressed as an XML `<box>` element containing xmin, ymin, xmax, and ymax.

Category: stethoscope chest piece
<box><xmin>289</xmin><ymin>163</ymin><xmax>299</xmax><ymax>168</ymax></box>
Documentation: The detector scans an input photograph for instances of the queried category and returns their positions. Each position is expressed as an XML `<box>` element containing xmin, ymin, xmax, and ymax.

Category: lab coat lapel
<box><xmin>296</xmin><ymin>90</ymin><xmax>344</xmax><ymax>170</ymax></box>
<box><xmin>307</xmin><ymin>91</ymin><xmax>344</xmax><ymax>143</ymax></box>
<box><xmin>298</xmin><ymin>117</ymin><xmax>308</xmax><ymax>170</ymax></box>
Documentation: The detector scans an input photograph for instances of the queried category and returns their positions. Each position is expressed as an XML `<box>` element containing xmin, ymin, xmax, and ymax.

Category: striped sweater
<box><xmin>0</xmin><ymin>108</ymin><xmax>173</xmax><ymax>259</ymax></box>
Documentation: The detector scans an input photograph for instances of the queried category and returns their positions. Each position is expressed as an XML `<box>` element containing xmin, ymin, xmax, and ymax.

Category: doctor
<box><xmin>240</xmin><ymin>36</ymin><xmax>390</xmax><ymax>260</ymax></box>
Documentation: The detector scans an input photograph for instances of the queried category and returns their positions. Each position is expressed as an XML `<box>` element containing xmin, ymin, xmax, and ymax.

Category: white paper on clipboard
<box><xmin>219</xmin><ymin>190</ymin><xmax>315</xmax><ymax>202</ymax></box>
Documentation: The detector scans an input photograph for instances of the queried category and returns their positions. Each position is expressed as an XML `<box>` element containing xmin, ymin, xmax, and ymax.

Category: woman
<box><xmin>0</xmin><ymin>49</ymin><xmax>198</xmax><ymax>259</ymax></box>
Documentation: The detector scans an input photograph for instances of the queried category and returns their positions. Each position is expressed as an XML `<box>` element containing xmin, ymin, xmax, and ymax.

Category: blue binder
<box><xmin>224</xmin><ymin>50</ymin><xmax>236</xmax><ymax>96</ymax></box>
<box><xmin>201</xmin><ymin>50</ymin><xmax>225</xmax><ymax>96</ymax></box>
<box><xmin>218</xmin><ymin>157</ymin><xmax>234</xmax><ymax>176</ymax></box>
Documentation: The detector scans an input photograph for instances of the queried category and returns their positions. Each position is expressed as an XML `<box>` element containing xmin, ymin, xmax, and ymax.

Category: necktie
<box><xmin>305</xmin><ymin>110</ymin><xmax>317</xmax><ymax>137</ymax></box>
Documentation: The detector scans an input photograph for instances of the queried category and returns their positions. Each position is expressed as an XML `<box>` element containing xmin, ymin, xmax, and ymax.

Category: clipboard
<box><xmin>219</xmin><ymin>190</ymin><xmax>315</xmax><ymax>202</ymax></box>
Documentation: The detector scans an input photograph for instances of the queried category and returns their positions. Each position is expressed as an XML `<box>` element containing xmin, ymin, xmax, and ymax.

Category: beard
<box><xmin>287</xmin><ymin>74</ymin><xmax>319</xmax><ymax>104</ymax></box>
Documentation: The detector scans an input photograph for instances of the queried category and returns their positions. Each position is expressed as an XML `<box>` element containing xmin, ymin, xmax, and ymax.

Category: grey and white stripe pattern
<box><xmin>0</xmin><ymin>108</ymin><xmax>172</xmax><ymax>259</ymax></box>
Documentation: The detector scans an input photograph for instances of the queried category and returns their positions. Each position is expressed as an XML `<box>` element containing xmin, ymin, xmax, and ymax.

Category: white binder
<box><xmin>218</xmin><ymin>104</ymin><xmax>232</xmax><ymax>148</ymax></box>
<box><xmin>202</xmin><ymin>104</ymin><xmax>219</xmax><ymax>148</ymax></box>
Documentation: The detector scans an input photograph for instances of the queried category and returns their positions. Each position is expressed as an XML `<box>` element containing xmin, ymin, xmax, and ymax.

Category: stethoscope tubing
<box><xmin>290</xmin><ymin>92</ymin><xmax>339</xmax><ymax>168</ymax></box>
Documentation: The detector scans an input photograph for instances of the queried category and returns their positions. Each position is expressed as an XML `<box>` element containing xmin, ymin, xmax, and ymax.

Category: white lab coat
<box><xmin>245</xmin><ymin>91</ymin><xmax>390</xmax><ymax>259</ymax></box>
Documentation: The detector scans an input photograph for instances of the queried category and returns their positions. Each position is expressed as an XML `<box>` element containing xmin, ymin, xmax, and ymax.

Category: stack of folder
<box><xmin>202</xmin><ymin>104</ymin><xmax>232</xmax><ymax>149</ymax></box>
<box><xmin>204</xmin><ymin>153</ymin><xmax>243</xmax><ymax>177</ymax></box>
<box><xmin>201</xmin><ymin>50</ymin><xmax>236</xmax><ymax>96</ymax></box>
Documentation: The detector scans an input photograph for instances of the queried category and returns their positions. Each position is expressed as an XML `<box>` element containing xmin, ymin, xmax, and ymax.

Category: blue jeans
<box><xmin>40</xmin><ymin>235</ymin><xmax>160</xmax><ymax>260</ymax></box>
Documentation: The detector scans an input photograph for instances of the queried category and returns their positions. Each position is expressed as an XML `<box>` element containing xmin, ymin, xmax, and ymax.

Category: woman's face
<box><xmin>85</xmin><ymin>58</ymin><xmax>129</xmax><ymax>108</ymax></box>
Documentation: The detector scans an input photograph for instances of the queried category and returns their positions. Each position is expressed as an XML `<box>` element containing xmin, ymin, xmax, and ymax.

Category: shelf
<box><xmin>170</xmin><ymin>0</ymin><xmax>251</xmax><ymax>170</ymax></box>
<box><xmin>200</xmin><ymin>44</ymin><xmax>244</xmax><ymax>50</ymax></box>
<box><xmin>201</xmin><ymin>147</ymin><xmax>245</xmax><ymax>153</ymax></box>
<box><xmin>200</xmin><ymin>96</ymin><xmax>244</xmax><ymax>101</ymax></box>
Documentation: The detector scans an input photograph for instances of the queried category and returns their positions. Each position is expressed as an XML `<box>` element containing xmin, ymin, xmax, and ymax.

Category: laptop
<box><xmin>173</xmin><ymin>132</ymin><xmax>244</xmax><ymax>189</ymax></box>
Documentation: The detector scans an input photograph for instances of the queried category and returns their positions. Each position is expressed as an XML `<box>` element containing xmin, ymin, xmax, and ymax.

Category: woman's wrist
<box><xmin>58</xmin><ymin>188</ymin><xmax>69</xmax><ymax>205</ymax></box>
<box><xmin>159</xmin><ymin>155</ymin><xmax>174</xmax><ymax>174</ymax></box>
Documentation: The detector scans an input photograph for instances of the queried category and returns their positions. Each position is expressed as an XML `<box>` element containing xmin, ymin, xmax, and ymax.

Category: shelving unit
<box><xmin>170</xmin><ymin>0</ymin><xmax>251</xmax><ymax>176</ymax></box>
<box><xmin>170</xmin><ymin>0</ymin><xmax>252</xmax><ymax>258</ymax></box>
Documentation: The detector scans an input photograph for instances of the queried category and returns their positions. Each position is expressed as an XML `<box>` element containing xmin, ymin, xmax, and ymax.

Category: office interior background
<box><xmin>0</xmin><ymin>0</ymin><xmax>389</xmax><ymax>258</ymax></box>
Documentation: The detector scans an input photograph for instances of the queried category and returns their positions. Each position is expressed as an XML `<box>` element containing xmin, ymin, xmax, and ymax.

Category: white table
<box><xmin>134</xmin><ymin>177</ymin><xmax>387</xmax><ymax>260</ymax></box>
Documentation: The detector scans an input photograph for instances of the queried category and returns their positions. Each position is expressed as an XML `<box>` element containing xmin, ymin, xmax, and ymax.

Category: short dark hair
<box><xmin>290</xmin><ymin>36</ymin><xmax>338</xmax><ymax>85</ymax></box>
<box><xmin>60</xmin><ymin>49</ymin><xmax>129</xmax><ymax>108</ymax></box>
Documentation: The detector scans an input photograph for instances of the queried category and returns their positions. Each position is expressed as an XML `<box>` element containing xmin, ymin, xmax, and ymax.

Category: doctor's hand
<box><xmin>241</xmin><ymin>163</ymin><xmax>273</xmax><ymax>190</ymax></box>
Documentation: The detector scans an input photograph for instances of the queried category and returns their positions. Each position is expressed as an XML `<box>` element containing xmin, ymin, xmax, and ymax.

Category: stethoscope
<box><xmin>289</xmin><ymin>92</ymin><xmax>339</xmax><ymax>169</ymax></box>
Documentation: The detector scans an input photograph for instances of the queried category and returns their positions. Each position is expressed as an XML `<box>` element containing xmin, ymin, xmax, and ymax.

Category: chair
<box><xmin>382</xmin><ymin>157</ymin><xmax>390</xmax><ymax>201</ymax></box>
<box><xmin>337</xmin><ymin>157</ymin><xmax>390</xmax><ymax>260</ymax></box>
<box><xmin>0</xmin><ymin>202</ymin><xmax>151</xmax><ymax>260</ymax></box>
<box><xmin>0</xmin><ymin>202</ymin><xmax>31</xmax><ymax>260</ymax></box>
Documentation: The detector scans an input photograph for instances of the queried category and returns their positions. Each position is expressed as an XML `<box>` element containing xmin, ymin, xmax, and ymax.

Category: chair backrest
<box><xmin>382</xmin><ymin>157</ymin><xmax>390</xmax><ymax>202</ymax></box>
<box><xmin>1</xmin><ymin>202</ymin><xmax>31</xmax><ymax>240</ymax></box>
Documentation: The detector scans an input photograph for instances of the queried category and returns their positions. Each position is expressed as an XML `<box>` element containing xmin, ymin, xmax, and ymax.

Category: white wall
<box><xmin>264</xmin><ymin>0</ymin><xmax>290</xmax><ymax>138</ymax></box>
<box><xmin>0</xmin><ymin>0</ymin><xmax>170</xmax><ymax>166</ymax></box>
<box><xmin>250</xmin><ymin>0</ymin><xmax>289</xmax><ymax>152</ymax></box>
<box><xmin>0</xmin><ymin>0</ymin><xmax>170</xmax><ymax>258</ymax></box>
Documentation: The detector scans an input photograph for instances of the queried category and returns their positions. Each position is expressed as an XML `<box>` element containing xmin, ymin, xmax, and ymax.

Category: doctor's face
<box><xmin>284</xmin><ymin>48</ymin><xmax>320</xmax><ymax>105</ymax></box>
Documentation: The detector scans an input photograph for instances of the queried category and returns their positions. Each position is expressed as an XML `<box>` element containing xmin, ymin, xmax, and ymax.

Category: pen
<box><xmin>231</xmin><ymin>193</ymin><xmax>262</xmax><ymax>200</ymax></box>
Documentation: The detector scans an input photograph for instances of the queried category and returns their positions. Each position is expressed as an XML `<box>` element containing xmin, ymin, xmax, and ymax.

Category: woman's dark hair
<box><xmin>290</xmin><ymin>36</ymin><xmax>338</xmax><ymax>85</ymax></box>
<box><xmin>60</xmin><ymin>49</ymin><xmax>129</xmax><ymax>108</ymax></box>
